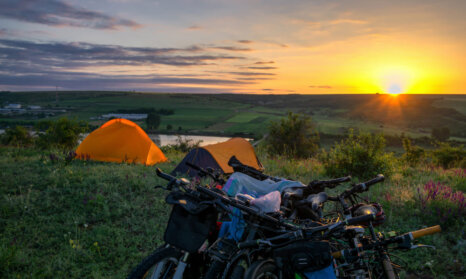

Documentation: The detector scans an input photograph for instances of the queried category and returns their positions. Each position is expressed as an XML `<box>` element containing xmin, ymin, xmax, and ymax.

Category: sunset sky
<box><xmin>0</xmin><ymin>0</ymin><xmax>465</xmax><ymax>94</ymax></box>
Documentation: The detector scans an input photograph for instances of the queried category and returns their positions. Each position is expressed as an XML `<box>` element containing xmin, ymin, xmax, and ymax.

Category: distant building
<box><xmin>100</xmin><ymin>113</ymin><xmax>148</xmax><ymax>120</ymax></box>
<box><xmin>5</xmin><ymin>104</ymin><xmax>21</xmax><ymax>109</ymax></box>
<box><xmin>28</xmin><ymin>105</ymin><xmax>41</xmax><ymax>110</ymax></box>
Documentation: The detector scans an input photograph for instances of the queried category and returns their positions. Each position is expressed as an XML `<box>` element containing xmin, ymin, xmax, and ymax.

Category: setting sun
<box><xmin>387</xmin><ymin>84</ymin><xmax>403</xmax><ymax>95</ymax></box>
<box><xmin>374</xmin><ymin>65</ymin><xmax>415</xmax><ymax>95</ymax></box>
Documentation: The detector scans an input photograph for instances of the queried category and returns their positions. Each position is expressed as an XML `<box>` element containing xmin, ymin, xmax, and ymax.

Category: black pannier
<box><xmin>273</xmin><ymin>241</ymin><xmax>333</xmax><ymax>272</ymax></box>
<box><xmin>164</xmin><ymin>192</ymin><xmax>217</xmax><ymax>253</ymax></box>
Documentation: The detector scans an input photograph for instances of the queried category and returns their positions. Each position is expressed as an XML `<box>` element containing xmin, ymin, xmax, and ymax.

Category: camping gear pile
<box><xmin>75</xmin><ymin>119</ymin><xmax>441</xmax><ymax>279</ymax></box>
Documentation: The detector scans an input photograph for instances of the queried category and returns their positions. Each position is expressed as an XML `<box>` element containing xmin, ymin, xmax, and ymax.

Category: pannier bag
<box><xmin>164</xmin><ymin>192</ymin><xmax>217</xmax><ymax>253</ymax></box>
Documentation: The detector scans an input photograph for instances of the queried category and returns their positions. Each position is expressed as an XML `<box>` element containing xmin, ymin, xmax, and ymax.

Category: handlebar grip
<box><xmin>238</xmin><ymin>240</ymin><xmax>258</xmax><ymax>249</ymax></box>
<box><xmin>156</xmin><ymin>168</ymin><xmax>175</xmax><ymax>181</ymax></box>
<box><xmin>363</xmin><ymin>174</ymin><xmax>385</xmax><ymax>187</ymax></box>
<box><xmin>353</xmin><ymin>174</ymin><xmax>384</xmax><ymax>192</ymax></box>
<box><xmin>335</xmin><ymin>176</ymin><xmax>352</xmax><ymax>183</ymax></box>
<box><xmin>346</xmin><ymin>214</ymin><xmax>375</xmax><ymax>226</ymax></box>
<box><xmin>410</xmin><ymin>225</ymin><xmax>441</xmax><ymax>239</ymax></box>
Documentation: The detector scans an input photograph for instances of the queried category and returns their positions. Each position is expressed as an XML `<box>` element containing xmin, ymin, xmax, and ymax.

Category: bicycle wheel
<box><xmin>244</xmin><ymin>260</ymin><xmax>281</xmax><ymax>279</ymax></box>
<box><xmin>203</xmin><ymin>260</ymin><xmax>226</xmax><ymax>279</ymax></box>
<box><xmin>369</xmin><ymin>254</ymin><xmax>400</xmax><ymax>279</ymax></box>
<box><xmin>127</xmin><ymin>246</ymin><xmax>182</xmax><ymax>279</ymax></box>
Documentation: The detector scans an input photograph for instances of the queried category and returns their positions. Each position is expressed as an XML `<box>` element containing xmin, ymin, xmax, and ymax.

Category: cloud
<box><xmin>0</xmin><ymin>73</ymin><xmax>249</xmax><ymax>87</ymax></box>
<box><xmin>254</xmin><ymin>61</ymin><xmax>275</xmax><ymax>65</ymax></box>
<box><xmin>211</xmin><ymin>46</ymin><xmax>253</xmax><ymax>52</ymax></box>
<box><xmin>236</xmin><ymin>77</ymin><xmax>274</xmax><ymax>81</ymax></box>
<box><xmin>0</xmin><ymin>38</ymin><xmax>254</xmax><ymax>90</ymax></box>
<box><xmin>228</xmin><ymin>72</ymin><xmax>276</xmax><ymax>76</ymax></box>
<box><xmin>309</xmin><ymin>85</ymin><xmax>332</xmax><ymax>89</ymax></box>
<box><xmin>237</xmin><ymin>40</ymin><xmax>253</xmax><ymax>44</ymax></box>
<box><xmin>187</xmin><ymin>25</ymin><xmax>203</xmax><ymax>30</ymax></box>
<box><xmin>0</xmin><ymin>0</ymin><xmax>141</xmax><ymax>30</ymax></box>
<box><xmin>0</xmin><ymin>39</ymin><xmax>245</xmax><ymax>69</ymax></box>
<box><xmin>328</xmin><ymin>19</ymin><xmax>368</xmax><ymax>25</ymax></box>
<box><xmin>246</xmin><ymin>66</ymin><xmax>277</xmax><ymax>70</ymax></box>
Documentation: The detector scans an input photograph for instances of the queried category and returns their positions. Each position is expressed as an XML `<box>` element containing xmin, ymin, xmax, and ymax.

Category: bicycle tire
<box><xmin>203</xmin><ymin>260</ymin><xmax>226</xmax><ymax>279</ymax></box>
<box><xmin>230</xmin><ymin>265</ymin><xmax>246</xmax><ymax>279</ymax></box>
<box><xmin>127</xmin><ymin>246</ymin><xmax>182</xmax><ymax>279</ymax></box>
<box><xmin>244</xmin><ymin>260</ymin><xmax>281</xmax><ymax>279</ymax></box>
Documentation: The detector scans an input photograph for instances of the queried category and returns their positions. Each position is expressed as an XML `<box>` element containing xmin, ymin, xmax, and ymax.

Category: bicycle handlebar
<box><xmin>308</xmin><ymin>176</ymin><xmax>351</xmax><ymax>188</ymax></box>
<box><xmin>332</xmin><ymin>224</ymin><xmax>441</xmax><ymax>259</ymax></box>
<box><xmin>185</xmin><ymin>162</ymin><xmax>225</xmax><ymax>184</ymax></box>
<box><xmin>156</xmin><ymin>167</ymin><xmax>176</xmax><ymax>182</ymax></box>
<box><xmin>237</xmin><ymin>214</ymin><xmax>377</xmax><ymax>250</ymax></box>
<box><xmin>356</xmin><ymin>174</ymin><xmax>385</xmax><ymax>191</ymax></box>
<box><xmin>228</xmin><ymin>156</ymin><xmax>280</xmax><ymax>182</ymax></box>
<box><xmin>306</xmin><ymin>175</ymin><xmax>352</xmax><ymax>194</ymax></box>
<box><xmin>337</xmin><ymin>174</ymin><xmax>385</xmax><ymax>199</ymax></box>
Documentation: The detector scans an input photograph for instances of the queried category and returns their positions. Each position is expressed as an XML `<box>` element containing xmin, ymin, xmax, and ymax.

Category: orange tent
<box><xmin>172</xmin><ymin>137</ymin><xmax>263</xmax><ymax>176</ymax></box>
<box><xmin>76</xmin><ymin>118</ymin><xmax>167</xmax><ymax>165</ymax></box>
<box><xmin>203</xmin><ymin>138</ymin><xmax>262</xmax><ymax>173</ymax></box>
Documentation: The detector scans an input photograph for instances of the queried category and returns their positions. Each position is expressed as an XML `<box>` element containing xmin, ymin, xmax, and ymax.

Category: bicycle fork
<box><xmin>173</xmin><ymin>252</ymin><xmax>190</xmax><ymax>279</ymax></box>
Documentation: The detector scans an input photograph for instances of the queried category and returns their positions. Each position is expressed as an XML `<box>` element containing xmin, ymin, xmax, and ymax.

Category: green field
<box><xmin>0</xmin><ymin>146</ymin><xmax>464</xmax><ymax>278</ymax></box>
<box><xmin>1</xmin><ymin>92</ymin><xmax>465</xmax><ymax>143</ymax></box>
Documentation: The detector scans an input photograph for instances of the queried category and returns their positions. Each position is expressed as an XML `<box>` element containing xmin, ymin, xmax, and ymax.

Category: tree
<box><xmin>146</xmin><ymin>113</ymin><xmax>160</xmax><ymax>130</ymax></box>
<box><xmin>431</xmin><ymin>127</ymin><xmax>450</xmax><ymax>142</ymax></box>
<box><xmin>167</xmin><ymin>124</ymin><xmax>172</xmax><ymax>130</ymax></box>
<box><xmin>266</xmin><ymin>112</ymin><xmax>319</xmax><ymax>158</ymax></box>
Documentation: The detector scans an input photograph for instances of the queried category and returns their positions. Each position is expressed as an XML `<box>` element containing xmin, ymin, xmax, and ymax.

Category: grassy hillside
<box><xmin>0</xmin><ymin>146</ymin><xmax>464</xmax><ymax>278</ymax></box>
<box><xmin>1</xmin><ymin>92</ymin><xmax>465</xmax><ymax>141</ymax></box>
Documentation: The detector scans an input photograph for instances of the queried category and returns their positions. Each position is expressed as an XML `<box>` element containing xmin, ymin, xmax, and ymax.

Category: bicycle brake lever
<box><xmin>257</xmin><ymin>239</ymin><xmax>273</xmax><ymax>246</ymax></box>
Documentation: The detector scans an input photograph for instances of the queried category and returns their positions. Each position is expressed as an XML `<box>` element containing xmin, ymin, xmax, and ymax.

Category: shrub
<box><xmin>417</xmin><ymin>181</ymin><xmax>465</xmax><ymax>226</ymax></box>
<box><xmin>402</xmin><ymin>137</ymin><xmax>425</xmax><ymax>166</ymax></box>
<box><xmin>266</xmin><ymin>112</ymin><xmax>319</xmax><ymax>158</ymax></box>
<box><xmin>36</xmin><ymin>118</ymin><xmax>87</xmax><ymax>150</ymax></box>
<box><xmin>431</xmin><ymin>143</ymin><xmax>466</xmax><ymax>169</ymax></box>
<box><xmin>321</xmin><ymin>129</ymin><xmax>396</xmax><ymax>179</ymax></box>
<box><xmin>1</xmin><ymin>126</ymin><xmax>33</xmax><ymax>146</ymax></box>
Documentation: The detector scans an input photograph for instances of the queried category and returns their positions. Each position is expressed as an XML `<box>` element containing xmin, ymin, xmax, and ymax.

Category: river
<box><xmin>148</xmin><ymin>134</ymin><xmax>235</xmax><ymax>147</ymax></box>
<box><xmin>0</xmin><ymin>129</ymin><xmax>249</xmax><ymax>146</ymax></box>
